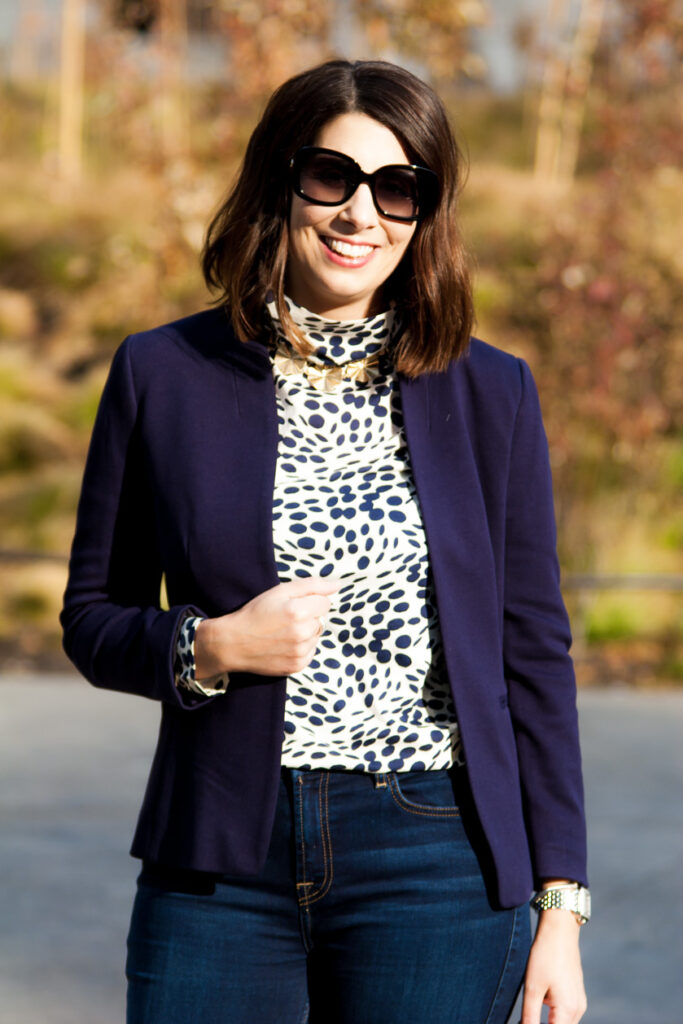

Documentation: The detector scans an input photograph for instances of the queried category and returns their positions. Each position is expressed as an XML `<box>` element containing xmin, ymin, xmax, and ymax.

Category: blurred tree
<box><xmin>207</xmin><ymin>0</ymin><xmax>488</xmax><ymax>107</ymax></box>
<box><xmin>108</xmin><ymin>0</ymin><xmax>216</xmax><ymax>33</ymax></box>
<box><xmin>357</xmin><ymin>0</ymin><xmax>489</xmax><ymax>85</ymax></box>
<box><xmin>91</xmin><ymin>0</ymin><xmax>192</xmax><ymax>164</ymax></box>
<box><xmin>9</xmin><ymin>0</ymin><xmax>49</xmax><ymax>81</ymax></box>
<box><xmin>72</xmin><ymin>0</ymin><xmax>490</xmax><ymax>173</ymax></box>
<box><xmin>110</xmin><ymin>0</ymin><xmax>158</xmax><ymax>32</ymax></box>
<box><xmin>213</xmin><ymin>0</ymin><xmax>331</xmax><ymax>105</ymax></box>
<box><xmin>515</xmin><ymin>0</ymin><xmax>682</xmax><ymax>561</ymax></box>
<box><xmin>534</xmin><ymin>0</ymin><xmax>607</xmax><ymax>186</ymax></box>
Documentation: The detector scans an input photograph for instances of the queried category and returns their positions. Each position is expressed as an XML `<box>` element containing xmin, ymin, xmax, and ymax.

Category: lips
<box><xmin>322</xmin><ymin>236</ymin><xmax>375</xmax><ymax>260</ymax></box>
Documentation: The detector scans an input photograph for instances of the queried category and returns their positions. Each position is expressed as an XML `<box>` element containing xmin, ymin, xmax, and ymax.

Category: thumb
<box><xmin>278</xmin><ymin>576</ymin><xmax>343</xmax><ymax>598</ymax></box>
<box><xmin>521</xmin><ymin>986</ymin><xmax>544</xmax><ymax>1024</ymax></box>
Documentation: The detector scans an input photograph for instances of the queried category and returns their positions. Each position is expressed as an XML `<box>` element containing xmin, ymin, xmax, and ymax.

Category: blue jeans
<box><xmin>126</xmin><ymin>767</ymin><xmax>530</xmax><ymax>1024</ymax></box>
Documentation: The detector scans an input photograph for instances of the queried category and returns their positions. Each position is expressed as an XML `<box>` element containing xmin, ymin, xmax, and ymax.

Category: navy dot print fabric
<box><xmin>269</xmin><ymin>297</ymin><xmax>464</xmax><ymax>772</ymax></box>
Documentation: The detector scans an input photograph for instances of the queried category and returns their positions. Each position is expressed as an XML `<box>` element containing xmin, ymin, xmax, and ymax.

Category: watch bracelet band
<box><xmin>530</xmin><ymin>883</ymin><xmax>591</xmax><ymax>924</ymax></box>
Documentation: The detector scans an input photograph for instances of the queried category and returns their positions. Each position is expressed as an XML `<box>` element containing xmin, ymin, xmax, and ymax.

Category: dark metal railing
<box><xmin>563</xmin><ymin>574</ymin><xmax>683</xmax><ymax>592</ymax></box>
<box><xmin>1</xmin><ymin>549</ymin><xmax>681</xmax><ymax>593</ymax></box>
<box><xmin>0</xmin><ymin>549</ymin><xmax>69</xmax><ymax>563</ymax></box>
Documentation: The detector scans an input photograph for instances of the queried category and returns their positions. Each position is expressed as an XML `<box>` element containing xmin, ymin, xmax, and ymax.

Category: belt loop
<box><xmin>373</xmin><ymin>772</ymin><xmax>389</xmax><ymax>789</ymax></box>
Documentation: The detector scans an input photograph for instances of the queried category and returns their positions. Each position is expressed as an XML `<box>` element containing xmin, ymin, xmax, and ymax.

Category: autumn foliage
<box><xmin>0</xmin><ymin>0</ymin><xmax>680</xmax><ymax>677</ymax></box>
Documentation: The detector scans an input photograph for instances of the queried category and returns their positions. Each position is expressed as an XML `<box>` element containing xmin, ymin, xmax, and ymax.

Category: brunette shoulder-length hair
<box><xmin>202</xmin><ymin>59</ymin><xmax>473</xmax><ymax>377</ymax></box>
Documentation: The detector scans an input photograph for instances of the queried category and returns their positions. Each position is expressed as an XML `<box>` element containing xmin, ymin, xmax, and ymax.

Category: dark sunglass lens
<box><xmin>374</xmin><ymin>168</ymin><xmax>419</xmax><ymax>219</ymax></box>
<box><xmin>298</xmin><ymin>154</ymin><xmax>352</xmax><ymax>204</ymax></box>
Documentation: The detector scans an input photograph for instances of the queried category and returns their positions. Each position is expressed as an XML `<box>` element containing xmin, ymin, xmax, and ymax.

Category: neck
<box><xmin>266</xmin><ymin>294</ymin><xmax>400</xmax><ymax>368</ymax></box>
<box><xmin>284</xmin><ymin>291</ymin><xmax>386</xmax><ymax>322</ymax></box>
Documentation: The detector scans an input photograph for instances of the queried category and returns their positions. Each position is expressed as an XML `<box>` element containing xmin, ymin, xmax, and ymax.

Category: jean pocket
<box><xmin>387</xmin><ymin>769</ymin><xmax>461</xmax><ymax>818</ymax></box>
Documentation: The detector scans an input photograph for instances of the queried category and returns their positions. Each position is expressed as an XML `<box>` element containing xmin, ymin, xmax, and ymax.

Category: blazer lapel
<box><xmin>177</xmin><ymin>330</ymin><xmax>281</xmax><ymax>612</ymax></box>
<box><xmin>399</xmin><ymin>369</ymin><xmax>503</xmax><ymax>720</ymax></box>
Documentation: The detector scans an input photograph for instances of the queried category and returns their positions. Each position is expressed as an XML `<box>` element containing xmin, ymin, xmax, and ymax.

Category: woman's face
<box><xmin>286</xmin><ymin>112</ymin><xmax>417</xmax><ymax>320</ymax></box>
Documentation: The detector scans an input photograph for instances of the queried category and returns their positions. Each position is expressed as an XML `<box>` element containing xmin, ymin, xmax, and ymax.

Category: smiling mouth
<box><xmin>322</xmin><ymin>236</ymin><xmax>375</xmax><ymax>260</ymax></box>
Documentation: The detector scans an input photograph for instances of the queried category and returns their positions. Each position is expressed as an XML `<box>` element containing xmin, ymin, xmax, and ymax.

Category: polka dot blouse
<box><xmin>176</xmin><ymin>297</ymin><xmax>464</xmax><ymax>773</ymax></box>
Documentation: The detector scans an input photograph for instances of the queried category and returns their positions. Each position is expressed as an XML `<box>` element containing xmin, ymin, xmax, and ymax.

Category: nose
<box><xmin>337</xmin><ymin>182</ymin><xmax>378</xmax><ymax>228</ymax></box>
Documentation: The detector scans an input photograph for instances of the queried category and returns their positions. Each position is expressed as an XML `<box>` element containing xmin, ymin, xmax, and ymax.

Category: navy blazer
<box><xmin>61</xmin><ymin>307</ymin><xmax>587</xmax><ymax>909</ymax></box>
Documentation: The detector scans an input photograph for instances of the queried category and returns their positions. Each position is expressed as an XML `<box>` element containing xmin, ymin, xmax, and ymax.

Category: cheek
<box><xmin>389</xmin><ymin>224</ymin><xmax>416</xmax><ymax>258</ymax></box>
<box><xmin>289</xmin><ymin>196</ymin><xmax>323</xmax><ymax>235</ymax></box>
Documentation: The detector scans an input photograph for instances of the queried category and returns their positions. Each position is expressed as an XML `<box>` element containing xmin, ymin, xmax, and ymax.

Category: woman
<box><xmin>61</xmin><ymin>59</ymin><xmax>589</xmax><ymax>1024</ymax></box>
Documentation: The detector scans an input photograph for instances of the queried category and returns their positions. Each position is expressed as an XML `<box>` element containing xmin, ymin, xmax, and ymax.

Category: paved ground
<box><xmin>1</xmin><ymin>676</ymin><xmax>682</xmax><ymax>1024</ymax></box>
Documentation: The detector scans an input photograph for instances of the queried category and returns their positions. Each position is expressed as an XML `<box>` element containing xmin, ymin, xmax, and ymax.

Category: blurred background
<box><xmin>0</xmin><ymin>0</ymin><xmax>681</xmax><ymax>684</ymax></box>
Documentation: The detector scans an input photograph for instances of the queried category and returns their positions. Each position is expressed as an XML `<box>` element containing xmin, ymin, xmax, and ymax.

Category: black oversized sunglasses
<box><xmin>289</xmin><ymin>146</ymin><xmax>438</xmax><ymax>223</ymax></box>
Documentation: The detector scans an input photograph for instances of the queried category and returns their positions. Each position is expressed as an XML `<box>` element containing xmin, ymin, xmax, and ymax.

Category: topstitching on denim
<box><xmin>482</xmin><ymin>904</ymin><xmax>530</xmax><ymax>1024</ymax></box>
<box><xmin>295</xmin><ymin>772</ymin><xmax>334</xmax><ymax>909</ymax></box>
<box><xmin>387</xmin><ymin>773</ymin><xmax>461</xmax><ymax>819</ymax></box>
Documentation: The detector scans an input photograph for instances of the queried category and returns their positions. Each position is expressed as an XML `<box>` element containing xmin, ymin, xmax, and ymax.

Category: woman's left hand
<box><xmin>521</xmin><ymin>909</ymin><xmax>587</xmax><ymax>1024</ymax></box>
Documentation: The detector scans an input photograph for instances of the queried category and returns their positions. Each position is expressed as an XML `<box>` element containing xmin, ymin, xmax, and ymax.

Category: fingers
<box><xmin>522</xmin><ymin>992</ymin><xmax>585</xmax><ymax>1024</ymax></box>
<box><xmin>291</xmin><ymin>594</ymin><xmax>336</xmax><ymax>625</ymax></box>
<box><xmin>522</xmin><ymin>982</ymin><xmax>586</xmax><ymax>1024</ymax></box>
<box><xmin>279</xmin><ymin>596</ymin><xmax>332</xmax><ymax>673</ymax></box>
<box><xmin>230</xmin><ymin>577</ymin><xmax>343</xmax><ymax>676</ymax></box>
<box><xmin>281</xmin><ymin>577</ymin><xmax>343</xmax><ymax>630</ymax></box>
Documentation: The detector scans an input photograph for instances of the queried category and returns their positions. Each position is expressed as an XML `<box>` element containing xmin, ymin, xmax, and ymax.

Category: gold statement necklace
<box><xmin>266</xmin><ymin>295</ymin><xmax>396</xmax><ymax>395</ymax></box>
<box><xmin>270</xmin><ymin>344</ymin><xmax>385</xmax><ymax>394</ymax></box>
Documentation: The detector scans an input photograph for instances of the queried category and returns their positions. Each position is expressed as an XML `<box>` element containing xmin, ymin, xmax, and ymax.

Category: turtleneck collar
<box><xmin>265</xmin><ymin>293</ymin><xmax>401</xmax><ymax>367</ymax></box>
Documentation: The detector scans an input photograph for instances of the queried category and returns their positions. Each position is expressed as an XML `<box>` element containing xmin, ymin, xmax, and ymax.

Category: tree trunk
<box><xmin>159</xmin><ymin>0</ymin><xmax>189</xmax><ymax>163</ymax></box>
<box><xmin>533</xmin><ymin>0</ymin><xmax>569</xmax><ymax>184</ymax></box>
<box><xmin>557</xmin><ymin>0</ymin><xmax>606</xmax><ymax>184</ymax></box>
<box><xmin>58</xmin><ymin>0</ymin><xmax>86</xmax><ymax>182</ymax></box>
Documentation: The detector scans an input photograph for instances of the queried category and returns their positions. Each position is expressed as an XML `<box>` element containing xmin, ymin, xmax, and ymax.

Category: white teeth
<box><xmin>324</xmin><ymin>237</ymin><xmax>373</xmax><ymax>258</ymax></box>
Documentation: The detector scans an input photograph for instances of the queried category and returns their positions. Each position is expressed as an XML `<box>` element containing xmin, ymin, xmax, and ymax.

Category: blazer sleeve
<box><xmin>503</xmin><ymin>358</ymin><xmax>588</xmax><ymax>888</ymax></box>
<box><xmin>60</xmin><ymin>337</ymin><xmax>211</xmax><ymax>709</ymax></box>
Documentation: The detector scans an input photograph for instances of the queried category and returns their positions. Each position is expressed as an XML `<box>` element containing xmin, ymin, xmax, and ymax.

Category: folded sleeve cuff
<box><xmin>174</xmin><ymin>614</ymin><xmax>230</xmax><ymax>697</ymax></box>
